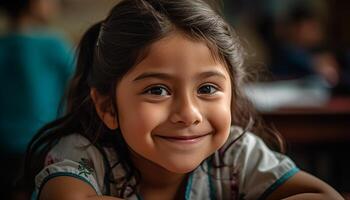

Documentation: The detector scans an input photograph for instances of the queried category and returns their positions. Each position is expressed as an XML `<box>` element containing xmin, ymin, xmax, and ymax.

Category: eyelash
<box><xmin>197</xmin><ymin>84</ymin><xmax>219</xmax><ymax>95</ymax></box>
<box><xmin>143</xmin><ymin>83</ymin><xmax>219</xmax><ymax>96</ymax></box>
<box><xmin>143</xmin><ymin>85</ymin><xmax>171</xmax><ymax>96</ymax></box>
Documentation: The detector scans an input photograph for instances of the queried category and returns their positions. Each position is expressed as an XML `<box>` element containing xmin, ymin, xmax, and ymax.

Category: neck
<box><xmin>130</xmin><ymin>150</ymin><xmax>188</xmax><ymax>199</ymax></box>
<box><xmin>10</xmin><ymin>14</ymin><xmax>42</xmax><ymax>32</ymax></box>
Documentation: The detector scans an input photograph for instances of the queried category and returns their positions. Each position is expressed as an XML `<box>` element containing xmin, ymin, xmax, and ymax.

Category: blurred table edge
<box><xmin>261</xmin><ymin>96</ymin><xmax>350</xmax><ymax>143</ymax></box>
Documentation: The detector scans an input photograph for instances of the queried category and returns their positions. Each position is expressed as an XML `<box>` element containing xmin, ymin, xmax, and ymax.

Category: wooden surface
<box><xmin>261</xmin><ymin>96</ymin><xmax>350</xmax><ymax>143</ymax></box>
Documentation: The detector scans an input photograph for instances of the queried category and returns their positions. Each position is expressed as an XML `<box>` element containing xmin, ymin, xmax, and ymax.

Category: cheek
<box><xmin>117</xmin><ymin>95</ymin><xmax>169</xmax><ymax>141</ymax></box>
<box><xmin>206</xmin><ymin>96</ymin><xmax>232</xmax><ymax>144</ymax></box>
<box><xmin>211</xmin><ymin>106</ymin><xmax>231</xmax><ymax>130</ymax></box>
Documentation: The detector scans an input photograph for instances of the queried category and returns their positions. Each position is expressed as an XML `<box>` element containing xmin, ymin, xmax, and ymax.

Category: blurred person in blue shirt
<box><xmin>269</xmin><ymin>5</ymin><xmax>339</xmax><ymax>86</ymax></box>
<box><xmin>0</xmin><ymin>0</ymin><xmax>74</xmax><ymax>198</ymax></box>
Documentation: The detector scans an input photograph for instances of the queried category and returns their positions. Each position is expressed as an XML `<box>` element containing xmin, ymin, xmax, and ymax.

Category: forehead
<box><xmin>125</xmin><ymin>32</ymin><xmax>229</xmax><ymax>79</ymax></box>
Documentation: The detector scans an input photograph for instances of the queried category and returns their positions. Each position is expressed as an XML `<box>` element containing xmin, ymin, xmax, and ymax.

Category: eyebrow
<box><xmin>133</xmin><ymin>70</ymin><xmax>227</xmax><ymax>82</ymax></box>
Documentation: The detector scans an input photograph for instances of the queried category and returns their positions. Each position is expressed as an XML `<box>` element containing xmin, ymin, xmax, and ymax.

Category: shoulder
<box><xmin>33</xmin><ymin>134</ymin><xmax>109</xmax><ymax>197</ymax></box>
<box><xmin>29</xmin><ymin>28</ymin><xmax>71</xmax><ymax>43</ymax></box>
<box><xmin>222</xmin><ymin>126</ymin><xmax>290</xmax><ymax>164</ymax></box>
<box><xmin>212</xmin><ymin>126</ymin><xmax>299</xmax><ymax>200</ymax></box>
<box><xmin>21</xmin><ymin>29</ymin><xmax>74</xmax><ymax>55</ymax></box>
<box><xmin>44</xmin><ymin>134</ymin><xmax>95</xmax><ymax>164</ymax></box>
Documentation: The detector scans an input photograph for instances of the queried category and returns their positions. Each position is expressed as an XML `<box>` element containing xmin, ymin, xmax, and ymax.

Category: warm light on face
<box><xmin>116</xmin><ymin>32</ymin><xmax>232</xmax><ymax>174</ymax></box>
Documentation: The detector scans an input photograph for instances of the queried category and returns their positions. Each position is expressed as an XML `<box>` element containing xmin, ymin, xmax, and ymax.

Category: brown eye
<box><xmin>198</xmin><ymin>85</ymin><xmax>218</xmax><ymax>94</ymax></box>
<box><xmin>145</xmin><ymin>86</ymin><xmax>170</xmax><ymax>96</ymax></box>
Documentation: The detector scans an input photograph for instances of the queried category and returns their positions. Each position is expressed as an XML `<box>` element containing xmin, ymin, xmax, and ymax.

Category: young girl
<box><xmin>23</xmin><ymin>0</ymin><xmax>343</xmax><ymax>199</ymax></box>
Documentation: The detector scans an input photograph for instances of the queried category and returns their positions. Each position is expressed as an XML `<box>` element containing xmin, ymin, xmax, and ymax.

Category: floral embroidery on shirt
<box><xmin>78</xmin><ymin>158</ymin><xmax>94</xmax><ymax>178</ymax></box>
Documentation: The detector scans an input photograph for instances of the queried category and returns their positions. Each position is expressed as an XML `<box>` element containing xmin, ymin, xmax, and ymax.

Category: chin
<box><xmin>161</xmin><ymin>160</ymin><xmax>202</xmax><ymax>174</ymax></box>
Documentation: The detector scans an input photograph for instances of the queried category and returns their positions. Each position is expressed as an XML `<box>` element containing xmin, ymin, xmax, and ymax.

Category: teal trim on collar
<box><xmin>185</xmin><ymin>173</ymin><xmax>194</xmax><ymax>200</ymax></box>
<box><xmin>257</xmin><ymin>167</ymin><xmax>300</xmax><ymax>200</ymax></box>
<box><xmin>31</xmin><ymin>190</ymin><xmax>38</xmax><ymax>200</ymax></box>
<box><xmin>207</xmin><ymin>161</ymin><xmax>216</xmax><ymax>200</ymax></box>
<box><xmin>36</xmin><ymin>172</ymin><xmax>99</xmax><ymax>200</ymax></box>
<box><xmin>136</xmin><ymin>193</ymin><xmax>143</xmax><ymax>200</ymax></box>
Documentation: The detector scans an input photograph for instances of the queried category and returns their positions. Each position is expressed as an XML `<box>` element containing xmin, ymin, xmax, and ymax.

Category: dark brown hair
<box><xmin>23</xmin><ymin>0</ymin><xmax>284</xmax><ymax>197</ymax></box>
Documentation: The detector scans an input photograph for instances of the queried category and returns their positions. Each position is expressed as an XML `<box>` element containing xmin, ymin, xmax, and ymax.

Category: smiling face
<box><xmin>115</xmin><ymin>32</ymin><xmax>232</xmax><ymax>174</ymax></box>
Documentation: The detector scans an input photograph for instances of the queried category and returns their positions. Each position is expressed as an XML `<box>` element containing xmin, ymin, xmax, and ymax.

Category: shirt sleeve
<box><xmin>228</xmin><ymin>130</ymin><xmax>299</xmax><ymax>200</ymax></box>
<box><xmin>32</xmin><ymin>134</ymin><xmax>107</xmax><ymax>199</ymax></box>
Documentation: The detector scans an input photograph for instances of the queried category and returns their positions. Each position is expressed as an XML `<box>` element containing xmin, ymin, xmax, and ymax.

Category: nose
<box><xmin>170</xmin><ymin>94</ymin><xmax>203</xmax><ymax>126</ymax></box>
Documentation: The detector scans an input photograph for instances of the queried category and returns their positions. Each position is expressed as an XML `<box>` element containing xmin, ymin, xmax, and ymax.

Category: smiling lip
<box><xmin>156</xmin><ymin>133</ymin><xmax>211</xmax><ymax>144</ymax></box>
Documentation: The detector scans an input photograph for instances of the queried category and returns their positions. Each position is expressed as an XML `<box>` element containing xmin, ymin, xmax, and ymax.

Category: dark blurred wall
<box><xmin>328</xmin><ymin>0</ymin><xmax>350</xmax><ymax>50</ymax></box>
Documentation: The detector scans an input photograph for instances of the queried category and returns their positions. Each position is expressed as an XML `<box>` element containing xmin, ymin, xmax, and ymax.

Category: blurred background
<box><xmin>221</xmin><ymin>0</ymin><xmax>350</xmax><ymax>197</ymax></box>
<box><xmin>0</xmin><ymin>0</ymin><xmax>349</xmax><ymax>199</ymax></box>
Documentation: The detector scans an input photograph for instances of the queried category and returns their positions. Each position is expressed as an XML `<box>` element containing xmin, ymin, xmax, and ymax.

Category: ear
<box><xmin>90</xmin><ymin>88</ymin><xmax>118</xmax><ymax>130</ymax></box>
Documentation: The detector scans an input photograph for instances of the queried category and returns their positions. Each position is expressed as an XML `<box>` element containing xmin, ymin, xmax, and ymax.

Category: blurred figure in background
<box><xmin>0</xmin><ymin>0</ymin><xmax>74</xmax><ymax>199</ymax></box>
<box><xmin>222</xmin><ymin>0</ymin><xmax>347</xmax><ymax>90</ymax></box>
<box><xmin>268</xmin><ymin>5</ymin><xmax>340</xmax><ymax>87</ymax></box>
